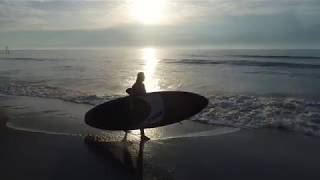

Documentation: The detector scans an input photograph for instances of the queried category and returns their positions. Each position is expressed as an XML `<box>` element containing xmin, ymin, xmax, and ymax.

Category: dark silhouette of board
<box><xmin>85</xmin><ymin>91</ymin><xmax>208</xmax><ymax>130</ymax></box>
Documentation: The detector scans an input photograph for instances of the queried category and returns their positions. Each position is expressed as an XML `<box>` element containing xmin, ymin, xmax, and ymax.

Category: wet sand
<box><xmin>1</xmin><ymin>95</ymin><xmax>320</xmax><ymax>179</ymax></box>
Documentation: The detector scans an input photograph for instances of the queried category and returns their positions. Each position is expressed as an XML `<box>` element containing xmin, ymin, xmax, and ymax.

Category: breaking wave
<box><xmin>166</xmin><ymin>59</ymin><xmax>320</xmax><ymax>69</ymax></box>
<box><xmin>0</xmin><ymin>57</ymin><xmax>70</xmax><ymax>62</ymax></box>
<box><xmin>234</xmin><ymin>55</ymin><xmax>320</xmax><ymax>60</ymax></box>
<box><xmin>0</xmin><ymin>80</ymin><xmax>119</xmax><ymax>106</ymax></box>
<box><xmin>192</xmin><ymin>95</ymin><xmax>320</xmax><ymax>136</ymax></box>
<box><xmin>187</xmin><ymin>54</ymin><xmax>320</xmax><ymax>60</ymax></box>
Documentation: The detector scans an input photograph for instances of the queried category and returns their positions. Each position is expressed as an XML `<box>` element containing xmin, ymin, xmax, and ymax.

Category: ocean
<box><xmin>1</xmin><ymin>48</ymin><xmax>320</xmax><ymax>136</ymax></box>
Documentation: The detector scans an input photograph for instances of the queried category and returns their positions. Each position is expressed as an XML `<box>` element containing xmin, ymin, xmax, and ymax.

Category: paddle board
<box><xmin>85</xmin><ymin>91</ymin><xmax>208</xmax><ymax>130</ymax></box>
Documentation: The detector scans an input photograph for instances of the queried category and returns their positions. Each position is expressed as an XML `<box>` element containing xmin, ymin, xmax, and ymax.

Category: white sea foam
<box><xmin>192</xmin><ymin>95</ymin><xmax>320</xmax><ymax>136</ymax></box>
<box><xmin>0</xmin><ymin>81</ymin><xmax>120</xmax><ymax>105</ymax></box>
<box><xmin>155</xmin><ymin>127</ymin><xmax>240</xmax><ymax>140</ymax></box>
<box><xmin>6</xmin><ymin>122</ymin><xmax>82</xmax><ymax>136</ymax></box>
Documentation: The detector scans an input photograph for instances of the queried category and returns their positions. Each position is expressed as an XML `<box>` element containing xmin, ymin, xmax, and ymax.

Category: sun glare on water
<box><xmin>142</xmin><ymin>48</ymin><xmax>160</xmax><ymax>92</ymax></box>
<box><xmin>132</xmin><ymin>0</ymin><xmax>167</xmax><ymax>24</ymax></box>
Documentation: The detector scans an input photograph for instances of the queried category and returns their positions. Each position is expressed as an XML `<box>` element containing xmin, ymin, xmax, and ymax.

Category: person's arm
<box><xmin>126</xmin><ymin>88</ymin><xmax>132</xmax><ymax>95</ymax></box>
<box><xmin>141</xmin><ymin>84</ymin><xmax>147</xmax><ymax>94</ymax></box>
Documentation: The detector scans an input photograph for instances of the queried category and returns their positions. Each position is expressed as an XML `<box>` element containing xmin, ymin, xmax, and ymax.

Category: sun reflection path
<box><xmin>142</xmin><ymin>47</ymin><xmax>160</xmax><ymax>92</ymax></box>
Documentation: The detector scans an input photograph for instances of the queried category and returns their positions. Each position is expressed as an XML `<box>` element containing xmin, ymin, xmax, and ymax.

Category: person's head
<box><xmin>136</xmin><ymin>72</ymin><xmax>145</xmax><ymax>82</ymax></box>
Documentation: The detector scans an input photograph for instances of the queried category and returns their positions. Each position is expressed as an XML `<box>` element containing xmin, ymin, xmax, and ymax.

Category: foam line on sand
<box><xmin>154</xmin><ymin>127</ymin><xmax>240</xmax><ymax>140</ymax></box>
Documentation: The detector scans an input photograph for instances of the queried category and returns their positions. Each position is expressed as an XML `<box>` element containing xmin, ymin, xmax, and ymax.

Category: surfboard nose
<box><xmin>184</xmin><ymin>92</ymin><xmax>208</xmax><ymax>113</ymax></box>
<box><xmin>197</xmin><ymin>94</ymin><xmax>209</xmax><ymax>110</ymax></box>
<box><xmin>85</xmin><ymin>110</ymin><xmax>97</xmax><ymax>128</ymax></box>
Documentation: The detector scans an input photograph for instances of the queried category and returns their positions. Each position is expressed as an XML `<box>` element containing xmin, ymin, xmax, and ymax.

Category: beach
<box><xmin>1</xmin><ymin>0</ymin><xmax>320</xmax><ymax>179</ymax></box>
<box><xmin>1</xmin><ymin>95</ymin><xmax>320</xmax><ymax>180</ymax></box>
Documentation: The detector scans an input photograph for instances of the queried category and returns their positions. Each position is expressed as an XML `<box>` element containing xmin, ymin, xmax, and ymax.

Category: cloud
<box><xmin>0</xmin><ymin>0</ymin><xmax>320</xmax><ymax>31</ymax></box>
<box><xmin>0</xmin><ymin>0</ymin><xmax>127</xmax><ymax>31</ymax></box>
<box><xmin>0</xmin><ymin>0</ymin><xmax>319</xmax><ymax>48</ymax></box>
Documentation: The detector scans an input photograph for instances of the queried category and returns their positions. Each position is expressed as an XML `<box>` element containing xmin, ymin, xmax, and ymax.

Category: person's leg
<box><xmin>122</xmin><ymin>130</ymin><xmax>128</xmax><ymax>141</ymax></box>
<box><xmin>140</xmin><ymin>128</ymin><xmax>150</xmax><ymax>141</ymax></box>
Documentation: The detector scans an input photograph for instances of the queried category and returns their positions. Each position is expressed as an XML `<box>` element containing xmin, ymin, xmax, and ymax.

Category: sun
<box><xmin>132</xmin><ymin>0</ymin><xmax>167</xmax><ymax>25</ymax></box>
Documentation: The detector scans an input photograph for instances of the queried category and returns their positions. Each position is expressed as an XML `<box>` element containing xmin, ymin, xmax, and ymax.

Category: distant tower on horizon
<box><xmin>5</xmin><ymin>46</ymin><xmax>10</xmax><ymax>54</ymax></box>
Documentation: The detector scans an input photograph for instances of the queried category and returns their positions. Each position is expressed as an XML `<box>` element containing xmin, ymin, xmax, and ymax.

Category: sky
<box><xmin>0</xmin><ymin>0</ymin><xmax>319</xmax><ymax>49</ymax></box>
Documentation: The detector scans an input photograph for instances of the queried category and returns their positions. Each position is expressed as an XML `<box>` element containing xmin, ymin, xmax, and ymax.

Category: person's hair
<box><xmin>136</xmin><ymin>72</ymin><xmax>145</xmax><ymax>82</ymax></box>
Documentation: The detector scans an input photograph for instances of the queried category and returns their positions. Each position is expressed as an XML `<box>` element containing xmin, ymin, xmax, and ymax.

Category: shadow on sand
<box><xmin>84</xmin><ymin>135</ymin><xmax>175</xmax><ymax>180</ymax></box>
<box><xmin>84</xmin><ymin>135</ymin><xmax>147</xmax><ymax>180</ymax></box>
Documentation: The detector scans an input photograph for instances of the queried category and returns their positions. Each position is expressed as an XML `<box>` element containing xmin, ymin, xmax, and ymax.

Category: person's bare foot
<box><xmin>122</xmin><ymin>130</ymin><xmax>129</xmax><ymax>142</ymax></box>
<box><xmin>141</xmin><ymin>135</ymin><xmax>150</xmax><ymax>141</ymax></box>
<box><xmin>140</xmin><ymin>128</ymin><xmax>150</xmax><ymax>141</ymax></box>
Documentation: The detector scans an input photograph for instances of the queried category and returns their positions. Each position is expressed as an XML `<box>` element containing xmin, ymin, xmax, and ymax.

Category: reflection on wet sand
<box><xmin>84</xmin><ymin>136</ymin><xmax>146</xmax><ymax>180</ymax></box>
<box><xmin>84</xmin><ymin>135</ymin><xmax>175</xmax><ymax>180</ymax></box>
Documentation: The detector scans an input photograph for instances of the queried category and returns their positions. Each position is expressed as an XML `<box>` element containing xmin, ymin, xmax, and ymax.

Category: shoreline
<box><xmin>0</xmin><ymin>95</ymin><xmax>238</xmax><ymax>140</ymax></box>
<box><xmin>1</xmin><ymin>95</ymin><xmax>320</xmax><ymax>179</ymax></box>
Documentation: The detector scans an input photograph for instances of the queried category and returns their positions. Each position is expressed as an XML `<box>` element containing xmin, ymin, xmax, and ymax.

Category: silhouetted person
<box><xmin>126</xmin><ymin>72</ymin><xmax>149</xmax><ymax>141</ymax></box>
<box><xmin>127</xmin><ymin>72</ymin><xmax>147</xmax><ymax>96</ymax></box>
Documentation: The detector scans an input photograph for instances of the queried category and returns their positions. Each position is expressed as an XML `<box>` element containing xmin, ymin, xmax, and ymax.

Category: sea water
<box><xmin>1</xmin><ymin>48</ymin><xmax>320</xmax><ymax>135</ymax></box>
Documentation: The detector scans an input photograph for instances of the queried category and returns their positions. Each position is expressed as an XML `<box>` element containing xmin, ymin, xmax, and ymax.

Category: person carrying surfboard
<box><xmin>126</xmin><ymin>72</ymin><xmax>150</xmax><ymax>140</ymax></box>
